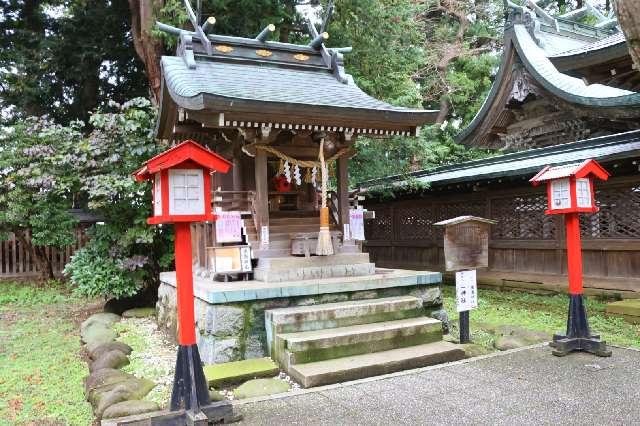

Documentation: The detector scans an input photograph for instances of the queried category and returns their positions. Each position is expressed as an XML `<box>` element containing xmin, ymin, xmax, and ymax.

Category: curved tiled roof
<box><xmin>549</xmin><ymin>32</ymin><xmax>626</xmax><ymax>58</ymax></box>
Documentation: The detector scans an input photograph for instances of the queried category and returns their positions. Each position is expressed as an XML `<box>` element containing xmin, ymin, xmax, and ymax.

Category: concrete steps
<box><xmin>265</xmin><ymin>296</ymin><xmax>463</xmax><ymax>388</ymax></box>
<box><xmin>289</xmin><ymin>341</ymin><xmax>465</xmax><ymax>388</ymax></box>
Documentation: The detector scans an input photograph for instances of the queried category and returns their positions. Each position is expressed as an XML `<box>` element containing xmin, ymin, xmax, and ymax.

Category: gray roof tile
<box><xmin>161</xmin><ymin>56</ymin><xmax>426</xmax><ymax>113</ymax></box>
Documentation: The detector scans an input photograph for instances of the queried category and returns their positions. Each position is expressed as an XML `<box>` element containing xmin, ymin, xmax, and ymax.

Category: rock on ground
<box><xmin>492</xmin><ymin>325</ymin><xmax>549</xmax><ymax>351</ymax></box>
<box><xmin>90</xmin><ymin>341</ymin><xmax>133</xmax><ymax>361</ymax></box>
<box><xmin>88</xmin><ymin>374</ymin><xmax>155</xmax><ymax>407</ymax></box>
<box><xmin>462</xmin><ymin>343</ymin><xmax>494</xmax><ymax>358</ymax></box>
<box><xmin>81</xmin><ymin>313</ymin><xmax>121</xmax><ymax>335</ymax></box>
<box><xmin>234</xmin><ymin>378</ymin><xmax>290</xmax><ymax>399</ymax></box>
<box><xmin>102</xmin><ymin>400</ymin><xmax>160</xmax><ymax>419</ymax></box>
<box><xmin>122</xmin><ymin>307</ymin><xmax>156</xmax><ymax>318</ymax></box>
<box><xmin>85</xmin><ymin>369</ymin><xmax>132</xmax><ymax>396</ymax></box>
<box><xmin>90</xmin><ymin>350</ymin><xmax>130</xmax><ymax>372</ymax></box>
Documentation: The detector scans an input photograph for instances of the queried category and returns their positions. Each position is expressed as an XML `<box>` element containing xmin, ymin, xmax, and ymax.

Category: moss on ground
<box><xmin>443</xmin><ymin>285</ymin><xmax>640</xmax><ymax>351</ymax></box>
<box><xmin>0</xmin><ymin>281</ymin><xmax>94</xmax><ymax>425</ymax></box>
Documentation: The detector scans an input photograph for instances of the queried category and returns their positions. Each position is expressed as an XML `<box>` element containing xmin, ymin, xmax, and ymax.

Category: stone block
<box><xmin>213</xmin><ymin>338</ymin><xmax>241</xmax><ymax>363</ymax></box>
<box><xmin>350</xmin><ymin>290</ymin><xmax>378</xmax><ymax>301</ymax></box>
<box><xmin>203</xmin><ymin>357</ymin><xmax>279</xmax><ymax>387</ymax></box>
<box><xmin>244</xmin><ymin>334</ymin><xmax>267</xmax><ymax>359</ymax></box>
<box><xmin>202</xmin><ymin>306</ymin><xmax>245</xmax><ymax>337</ymax></box>
<box><xmin>606</xmin><ymin>299</ymin><xmax>640</xmax><ymax>318</ymax></box>
<box><xmin>234</xmin><ymin>378</ymin><xmax>290</xmax><ymax>399</ymax></box>
<box><xmin>410</xmin><ymin>286</ymin><xmax>443</xmax><ymax>307</ymax></box>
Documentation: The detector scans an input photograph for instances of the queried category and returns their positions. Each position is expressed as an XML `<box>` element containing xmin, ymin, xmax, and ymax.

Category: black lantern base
<box><xmin>170</xmin><ymin>344</ymin><xmax>210</xmax><ymax>412</ymax></box>
<box><xmin>549</xmin><ymin>294</ymin><xmax>611</xmax><ymax>357</ymax></box>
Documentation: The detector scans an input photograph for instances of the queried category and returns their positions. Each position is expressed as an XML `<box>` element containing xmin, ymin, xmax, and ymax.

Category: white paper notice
<box><xmin>349</xmin><ymin>209</ymin><xmax>365</xmax><ymax>241</ymax></box>
<box><xmin>456</xmin><ymin>270</ymin><xmax>478</xmax><ymax>313</ymax></box>
<box><xmin>343</xmin><ymin>223</ymin><xmax>351</xmax><ymax>241</ymax></box>
<box><xmin>215</xmin><ymin>211</ymin><xmax>243</xmax><ymax>243</ymax></box>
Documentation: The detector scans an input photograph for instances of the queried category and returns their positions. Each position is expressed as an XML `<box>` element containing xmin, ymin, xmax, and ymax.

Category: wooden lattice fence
<box><xmin>363</xmin><ymin>176</ymin><xmax>640</xmax><ymax>292</ymax></box>
<box><xmin>0</xmin><ymin>228</ymin><xmax>89</xmax><ymax>279</ymax></box>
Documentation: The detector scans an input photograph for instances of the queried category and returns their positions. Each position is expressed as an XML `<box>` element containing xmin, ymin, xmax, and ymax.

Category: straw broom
<box><xmin>316</xmin><ymin>138</ymin><xmax>334</xmax><ymax>255</ymax></box>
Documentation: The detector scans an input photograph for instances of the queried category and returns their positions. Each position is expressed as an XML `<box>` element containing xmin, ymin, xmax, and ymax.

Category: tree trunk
<box><xmin>128</xmin><ymin>0</ymin><xmax>164</xmax><ymax>102</ymax></box>
<box><xmin>616</xmin><ymin>0</ymin><xmax>640</xmax><ymax>73</ymax></box>
<box><xmin>14</xmin><ymin>229</ymin><xmax>55</xmax><ymax>281</ymax></box>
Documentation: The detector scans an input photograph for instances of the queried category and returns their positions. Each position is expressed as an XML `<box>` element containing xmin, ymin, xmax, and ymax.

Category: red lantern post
<box><xmin>530</xmin><ymin>159</ymin><xmax>611</xmax><ymax>357</ymax></box>
<box><xmin>134</xmin><ymin>140</ymin><xmax>232</xmax><ymax>412</ymax></box>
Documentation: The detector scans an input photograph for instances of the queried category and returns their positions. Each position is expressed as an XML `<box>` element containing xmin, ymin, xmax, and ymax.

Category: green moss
<box><xmin>203</xmin><ymin>358</ymin><xmax>279</xmax><ymax>387</ymax></box>
<box><xmin>0</xmin><ymin>282</ymin><xmax>93</xmax><ymax>425</ymax></box>
<box><xmin>443</xmin><ymin>286</ymin><xmax>640</xmax><ymax>350</ymax></box>
<box><xmin>238</xmin><ymin>303</ymin><xmax>253</xmax><ymax>358</ymax></box>
<box><xmin>290</xmin><ymin>330</ymin><xmax>442</xmax><ymax>364</ymax></box>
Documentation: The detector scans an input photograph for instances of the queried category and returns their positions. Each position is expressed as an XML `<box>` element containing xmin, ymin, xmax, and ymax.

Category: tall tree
<box><xmin>0</xmin><ymin>0</ymin><xmax>148</xmax><ymax>124</ymax></box>
<box><xmin>616</xmin><ymin>0</ymin><xmax>640</xmax><ymax>72</ymax></box>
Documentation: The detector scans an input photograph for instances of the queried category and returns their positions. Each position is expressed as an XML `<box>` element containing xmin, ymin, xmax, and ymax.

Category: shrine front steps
<box><xmin>265</xmin><ymin>296</ymin><xmax>465</xmax><ymax>388</ymax></box>
<box><xmin>253</xmin><ymin>253</ymin><xmax>375</xmax><ymax>282</ymax></box>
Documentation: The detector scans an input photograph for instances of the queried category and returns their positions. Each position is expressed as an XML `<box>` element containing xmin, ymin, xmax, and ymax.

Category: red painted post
<box><xmin>564</xmin><ymin>213</ymin><xmax>583</xmax><ymax>296</ymax></box>
<box><xmin>174</xmin><ymin>222</ymin><xmax>197</xmax><ymax>346</ymax></box>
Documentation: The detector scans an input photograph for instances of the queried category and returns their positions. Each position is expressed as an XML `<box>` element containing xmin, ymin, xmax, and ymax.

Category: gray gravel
<box><xmin>234</xmin><ymin>345</ymin><xmax>640</xmax><ymax>425</ymax></box>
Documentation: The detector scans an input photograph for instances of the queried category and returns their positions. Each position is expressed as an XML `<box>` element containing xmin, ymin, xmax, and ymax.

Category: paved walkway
<box><xmin>235</xmin><ymin>345</ymin><xmax>640</xmax><ymax>425</ymax></box>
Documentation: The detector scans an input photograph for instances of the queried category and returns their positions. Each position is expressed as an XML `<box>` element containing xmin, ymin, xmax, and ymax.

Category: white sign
<box><xmin>215</xmin><ymin>211</ymin><xmax>243</xmax><ymax>243</ymax></box>
<box><xmin>260</xmin><ymin>226</ymin><xmax>269</xmax><ymax>247</ymax></box>
<box><xmin>343</xmin><ymin>223</ymin><xmax>351</xmax><ymax>241</ymax></box>
<box><xmin>349</xmin><ymin>209</ymin><xmax>365</xmax><ymax>241</ymax></box>
<box><xmin>456</xmin><ymin>270</ymin><xmax>478</xmax><ymax>312</ymax></box>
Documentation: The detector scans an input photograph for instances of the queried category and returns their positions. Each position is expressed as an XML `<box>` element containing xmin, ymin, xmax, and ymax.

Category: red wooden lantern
<box><xmin>530</xmin><ymin>159</ymin><xmax>609</xmax><ymax>215</ymax></box>
<box><xmin>134</xmin><ymin>140</ymin><xmax>231</xmax><ymax>414</ymax></box>
<box><xmin>134</xmin><ymin>140</ymin><xmax>232</xmax><ymax>224</ymax></box>
<box><xmin>530</xmin><ymin>159</ymin><xmax>611</xmax><ymax>358</ymax></box>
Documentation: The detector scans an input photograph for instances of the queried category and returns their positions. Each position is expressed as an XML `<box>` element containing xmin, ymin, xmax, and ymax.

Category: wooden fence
<box><xmin>363</xmin><ymin>176</ymin><xmax>640</xmax><ymax>293</ymax></box>
<box><xmin>0</xmin><ymin>228</ymin><xmax>89</xmax><ymax>279</ymax></box>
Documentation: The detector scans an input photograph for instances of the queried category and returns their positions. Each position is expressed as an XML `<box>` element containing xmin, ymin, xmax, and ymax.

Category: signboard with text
<box><xmin>455</xmin><ymin>270</ymin><xmax>478</xmax><ymax>312</ymax></box>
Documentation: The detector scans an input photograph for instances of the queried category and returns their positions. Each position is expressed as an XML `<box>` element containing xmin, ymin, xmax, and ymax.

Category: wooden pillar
<box><xmin>337</xmin><ymin>156</ymin><xmax>349</xmax><ymax>228</ymax></box>
<box><xmin>255</xmin><ymin>149</ymin><xmax>269</xmax><ymax>234</ymax></box>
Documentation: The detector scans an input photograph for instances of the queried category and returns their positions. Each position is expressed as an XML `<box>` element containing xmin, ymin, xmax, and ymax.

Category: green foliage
<box><xmin>0</xmin><ymin>282</ymin><xmax>92</xmax><ymax>425</ymax></box>
<box><xmin>0</xmin><ymin>0</ymin><xmax>148</xmax><ymax>124</ymax></box>
<box><xmin>0</xmin><ymin>117</ymin><xmax>82</xmax><ymax>248</ymax></box>
<box><xmin>64</xmin><ymin>98</ymin><xmax>174</xmax><ymax>299</ymax></box>
<box><xmin>328</xmin><ymin>0</ymin><xmax>424</xmax><ymax>107</ymax></box>
<box><xmin>157</xmin><ymin>0</ymin><xmax>305</xmax><ymax>46</ymax></box>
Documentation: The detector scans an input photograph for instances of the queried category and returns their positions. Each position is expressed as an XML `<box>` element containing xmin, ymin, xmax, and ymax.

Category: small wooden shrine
<box><xmin>155</xmin><ymin>3</ymin><xmax>436</xmax><ymax>263</ymax></box>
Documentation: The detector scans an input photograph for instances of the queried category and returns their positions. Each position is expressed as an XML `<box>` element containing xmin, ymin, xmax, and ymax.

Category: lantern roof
<box><xmin>529</xmin><ymin>159</ymin><xmax>610</xmax><ymax>185</ymax></box>
<box><xmin>433</xmin><ymin>216</ymin><xmax>497</xmax><ymax>227</ymax></box>
<box><xmin>134</xmin><ymin>140</ymin><xmax>232</xmax><ymax>181</ymax></box>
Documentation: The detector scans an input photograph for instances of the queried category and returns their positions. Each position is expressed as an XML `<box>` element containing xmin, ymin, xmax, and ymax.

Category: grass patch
<box><xmin>0</xmin><ymin>281</ymin><xmax>94</xmax><ymax>425</ymax></box>
<box><xmin>443</xmin><ymin>285</ymin><xmax>640</xmax><ymax>351</ymax></box>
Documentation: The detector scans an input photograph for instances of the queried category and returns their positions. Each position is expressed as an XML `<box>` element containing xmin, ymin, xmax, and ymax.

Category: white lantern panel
<box><xmin>154</xmin><ymin>172</ymin><xmax>162</xmax><ymax>216</ymax></box>
<box><xmin>576</xmin><ymin>178</ymin><xmax>592</xmax><ymax>208</ymax></box>
<box><xmin>551</xmin><ymin>178</ymin><xmax>571</xmax><ymax>209</ymax></box>
<box><xmin>169</xmin><ymin>169</ymin><xmax>205</xmax><ymax>215</ymax></box>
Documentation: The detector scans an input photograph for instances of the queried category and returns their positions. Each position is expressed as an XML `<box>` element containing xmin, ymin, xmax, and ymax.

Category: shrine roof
<box><xmin>455</xmin><ymin>6</ymin><xmax>640</xmax><ymax>147</ymax></box>
<box><xmin>155</xmin><ymin>10</ymin><xmax>438</xmax><ymax>138</ymax></box>
<box><xmin>529</xmin><ymin>159</ymin><xmax>610</xmax><ymax>184</ymax></box>
<box><xmin>161</xmin><ymin>55</ymin><xmax>432</xmax><ymax>118</ymax></box>
<box><xmin>358</xmin><ymin>129</ymin><xmax>640</xmax><ymax>191</ymax></box>
<box><xmin>549</xmin><ymin>32</ymin><xmax>626</xmax><ymax>59</ymax></box>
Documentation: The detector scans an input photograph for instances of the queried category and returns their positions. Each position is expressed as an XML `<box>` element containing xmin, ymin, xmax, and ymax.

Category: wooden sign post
<box><xmin>434</xmin><ymin>216</ymin><xmax>496</xmax><ymax>344</ymax></box>
<box><xmin>134</xmin><ymin>140</ymin><xmax>233</xmax><ymax>421</ymax></box>
<box><xmin>530</xmin><ymin>159</ymin><xmax>612</xmax><ymax>357</ymax></box>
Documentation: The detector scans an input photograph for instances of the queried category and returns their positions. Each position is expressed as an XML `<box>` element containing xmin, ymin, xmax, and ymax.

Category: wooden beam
<box><xmin>254</xmin><ymin>149</ymin><xmax>269</xmax><ymax>234</ymax></box>
<box><xmin>337</xmin><ymin>156</ymin><xmax>349</xmax><ymax>228</ymax></box>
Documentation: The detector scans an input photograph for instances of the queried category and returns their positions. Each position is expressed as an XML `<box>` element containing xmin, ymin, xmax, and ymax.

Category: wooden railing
<box><xmin>0</xmin><ymin>228</ymin><xmax>88</xmax><ymax>279</ymax></box>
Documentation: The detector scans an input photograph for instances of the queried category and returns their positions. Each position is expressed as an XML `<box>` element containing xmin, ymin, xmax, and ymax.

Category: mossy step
<box><xmin>203</xmin><ymin>358</ymin><xmax>279</xmax><ymax>387</ymax></box>
<box><xmin>278</xmin><ymin>317</ymin><xmax>442</xmax><ymax>365</ymax></box>
<box><xmin>606</xmin><ymin>299</ymin><xmax>640</xmax><ymax>317</ymax></box>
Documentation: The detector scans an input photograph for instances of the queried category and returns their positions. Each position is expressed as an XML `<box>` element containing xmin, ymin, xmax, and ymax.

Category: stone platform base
<box><xmin>157</xmin><ymin>269</ymin><xmax>444</xmax><ymax>365</ymax></box>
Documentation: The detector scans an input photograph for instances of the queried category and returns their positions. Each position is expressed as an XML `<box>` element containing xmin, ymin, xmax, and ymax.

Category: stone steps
<box><xmin>288</xmin><ymin>341</ymin><xmax>465</xmax><ymax>388</ymax></box>
<box><xmin>265</xmin><ymin>295</ymin><xmax>462</xmax><ymax>388</ymax></box>
<box><xmin>278</xmin><ymin>317</ymin><xmax>442</xmax><ymax>366</ymax></box>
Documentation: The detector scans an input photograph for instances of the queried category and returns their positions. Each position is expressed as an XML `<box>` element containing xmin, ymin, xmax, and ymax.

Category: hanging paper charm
<box><xmin>283</xmin><ymin>160</ymin><xmax>291</xmax><ymax>183</ymax></box>
<box><xmin>311</xmin><ymin>166</ymin><xmax>317</xmax><ymax>188</ymax></box>
<box><xmin>293</xmin><ymin>164</ymin><xmax>302</xmax><ymax>186</ymax></box>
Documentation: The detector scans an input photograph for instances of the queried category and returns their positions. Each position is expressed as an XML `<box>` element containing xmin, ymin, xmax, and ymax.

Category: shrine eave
<box><xmin>358</xmin><ymin>129</ymin><xmax>640</xmax><ymax>192</ymax></box>
<box><xmin>455</xmin><ymin>24</ymin><xmax>640</xmax><ymax>146</ymax></box>
<box><xmin>549</xmin><ymin>32</ymin><xmax>628</xmax><ymax>72</ymax></box>
<box><xmin>156</xmin><ymin>55</ymin><xmax>437</xmax><ymax>139</ymax></box>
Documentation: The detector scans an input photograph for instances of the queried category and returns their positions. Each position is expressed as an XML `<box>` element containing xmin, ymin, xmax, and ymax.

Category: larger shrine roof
<box><xmin>455</xmin><ymin>3</ymin><xmax>640</xmax><ymax>147</ymax></box>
